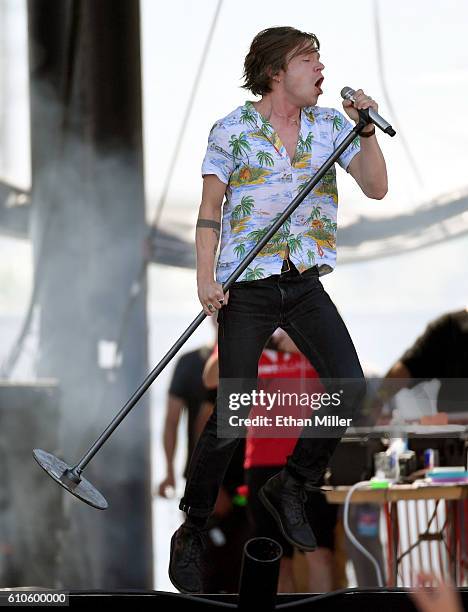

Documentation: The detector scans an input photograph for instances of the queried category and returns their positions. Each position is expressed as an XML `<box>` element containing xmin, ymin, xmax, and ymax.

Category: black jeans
<box><xmin>180</xmin><ymin>262</ymin><xmax>366</xmax><ymax>518</ymax></box>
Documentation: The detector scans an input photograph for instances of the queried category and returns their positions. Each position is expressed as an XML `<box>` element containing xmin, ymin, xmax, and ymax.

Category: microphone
<box><xmin>341</xmin><ymin>86</ymin><xmax>396</xmax><ymax>137</ymax></box>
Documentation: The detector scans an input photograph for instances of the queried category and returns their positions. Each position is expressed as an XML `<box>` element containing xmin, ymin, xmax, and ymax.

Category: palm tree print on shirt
<box><xmin>304</xmin><ymin>214</ymin><xmax>337</xmax><ymax>257</ymax></box>
<box><xmin>270</xmin><ymin>212</ymin><xmax>291</xmax><ymax>249</ymax></box>
<box><xmin>303</xmin><ymin>108</ymin><xmax>316</xmax><ymax>124</ymax></box>
<box><xmin>287</xmin><ymin>234</ymin><xmax>303</xmax><ymax>255</ymax></box>
<box><xmin>333</xmin><ymin>114</ymin><xmax>344</xmax><ymax>131</ymax></box>
<box><xmin>307</xmin><ymin>206</ymin><xmax>322</xmax><ymax>222</ymax></box>
<box><xmin>298</xmin><ymin>168</ymin><xmax>338</xmax><ymax>203</ymax></box>
<box><xmin>243</xmin><ymin>103</ymin><xmax>274</xmax><ymax>139</ymax></box>
<box><xmin>293</xmin><ymin>132</ymin><xmax>313</xmax><ymax>167</ymax></box>
<box><xmin>231</xmin><ymin>195</ymin><xmax>254</xmax><ymax>219</ymax></box>
<box><xmin>256</xmin><ymin>150</ymin><xmax>274</xmax><ymax>167</ymax></box>
<box><xmin>244</xmin><ymin>216</ymin><xmax>291</xmax><ymax>259</ymax></box>
<box><xmin>314</xmin><ymin>168</ymin><xmax>338</xmax><ymax>202</ymax></box>
<box><xmin>295</xmin><ymin>247</ymin><xmax>317</xmax><ymax>273</ymax></box>
<box><xmin>233</xmin><ymin>243</ymin><xmax>246</xmax><ymax>259</ymax></box>
<box><xmin>240</xmin><ymin>106</ymin><xmax>257</xmax><ymax>128</ymax></box>
<box><xmin>229</xmin><ymin>132</ymin><xmax>251</xmax><ymax>162</ymax></box>
<box><xmin>202</xmin><ymin>102</ymin><xmax>361</xmax><ymax>283</ymax></box>
<box><xmin>230</xmin><ymin>195</ymin><xmax>254</xmax><ymax>233</ymax></box>
<box><xmin>244</xmin><ymin>264</ymin><xmax>265</xmax><ymax>281</ymax></box>
<box><xmin>229</xmin><ymin>132</ymin><xmax>271</xmax><ymax>186</ymax></box>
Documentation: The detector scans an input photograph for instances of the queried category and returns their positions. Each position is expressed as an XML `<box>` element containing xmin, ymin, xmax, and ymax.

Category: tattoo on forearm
<box><xmin>197</xmin><ymin>219</ymin><xmax>220</xmax><ymax>231</ymax></box>
<box><xmin>197</xmin><ymin>218</ymin><xmax>220</xmax><ymax>253</ymax></box>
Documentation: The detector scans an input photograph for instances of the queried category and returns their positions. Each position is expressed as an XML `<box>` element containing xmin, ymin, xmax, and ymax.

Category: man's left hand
<box><xmin>342</xmin><ymin>89</ymin><xmax>378</xmax><ymax>131</ymax></box>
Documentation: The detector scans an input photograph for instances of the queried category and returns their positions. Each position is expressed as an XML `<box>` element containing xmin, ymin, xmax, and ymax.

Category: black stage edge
<box><xmin>14</xmin><ymin>588</ymin><xmax>465</xmax><ymax>610</ymax></box>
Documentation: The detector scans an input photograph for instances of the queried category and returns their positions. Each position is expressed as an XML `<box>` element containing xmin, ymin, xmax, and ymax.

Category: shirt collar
<box><xmin>244</xmin><ymin>100</ymin><xmax>314</xmax><ymax>165</ymax></box>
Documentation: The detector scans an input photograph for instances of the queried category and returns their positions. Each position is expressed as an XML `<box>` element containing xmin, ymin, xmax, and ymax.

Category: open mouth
<box><xmin>314</xmin><ymin>77</ymin><xmax>324</xmax><ymax>94</ymax></box>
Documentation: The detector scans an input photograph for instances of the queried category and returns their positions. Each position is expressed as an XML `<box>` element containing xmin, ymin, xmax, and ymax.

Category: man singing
<box><xmin>169</xmin><ymin>26</ymin><xmax>388</xmax><ymax>593</ymax></box>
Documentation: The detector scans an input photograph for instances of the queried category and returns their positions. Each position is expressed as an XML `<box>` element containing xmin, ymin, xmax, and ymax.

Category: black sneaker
<box><xmin>259</xmin><ymin>470</ymin><xmax>318</xmax><ymax>552</ymax></box>
<box><xmin>169</xmin><ymin>523</ymin><xmax>207</xmax><ymax>593</ymax></box>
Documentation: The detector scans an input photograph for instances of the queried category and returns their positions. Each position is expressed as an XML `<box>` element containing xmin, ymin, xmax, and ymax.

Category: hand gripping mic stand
<box><xmin>33</xmin><ymin>109</ymin><xmax>395</xmax><ymax>509</ymax></box>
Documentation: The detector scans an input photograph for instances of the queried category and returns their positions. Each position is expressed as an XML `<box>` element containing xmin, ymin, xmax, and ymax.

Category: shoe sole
<box><xmin>258</xmin><ymin>487</ymin><xmax>317</xmax><ymax>552</ymax></box>
<box><xmin>168</xmin><ymin>532</ymin><xmax>202</xmax><ymax>594</ymax></box>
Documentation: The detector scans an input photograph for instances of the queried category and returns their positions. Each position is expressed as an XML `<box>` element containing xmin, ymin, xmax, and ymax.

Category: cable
<box><xmin>1</xmin><ymin>0</ymin><xmax>224</xmax><ymax>379</ymax></box>
<box><xmin>95</xmin><ymin>0</ymin><xmax>225</xmax><ymax>376</ymax></box>
<box><xmin>275</xmin><ymin>586</ymin><xmax>395</xmax><ymax>609</ymax></box>
<box><xmin>343</xmin><ymin>480</ymin><xmax>385</xmax><ymax>587</ymax></box>
<box><xmin>155</xmin><ymin>591</ymin><xmax>236</xmax><ymax>608</ymax></box>
<box><xmin>69</xmin><ymin>0</ymin><xmax>225</xmax><ymax>448</ymax></box>
<box><xmin>373</xmin><ymin>0</ymin><xmax>424</xmax><ymax>188</ymax></box>
<box><xmin>397</xmin><ymin>500</ymin><xmax>441</xmax><ymax>566</ymax></box>
<box><xmin>150</xmin><ymin>0</ymin><xmax>223</xmax><ymax>230</ymax></box>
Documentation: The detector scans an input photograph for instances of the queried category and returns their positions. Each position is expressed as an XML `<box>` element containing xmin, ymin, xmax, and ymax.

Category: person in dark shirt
<box><xmin>157</xmin><ymin>346</ymin><xmax>216</xmax><ymax>497</ymax></box>
<box><xmin>372</xmin><ymin>308</ymin><xmax>468</xmax><ymax>421</ymax></box>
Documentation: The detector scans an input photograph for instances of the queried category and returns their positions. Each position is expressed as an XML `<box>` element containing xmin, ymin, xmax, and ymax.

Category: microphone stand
<box><xmin>33</xmin><ymin>114</ymin><xmax>393</xmax><ymax>509</ymax></box>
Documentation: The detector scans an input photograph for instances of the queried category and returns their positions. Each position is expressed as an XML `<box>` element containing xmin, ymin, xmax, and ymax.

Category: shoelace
<box><xmin>284</xmin><ymin>486</ymin><xmax>308</xmax><ymax>526</ymax></box>
<box><xmin>180</xmin><ymin>527</ymin><xmax>207</xmax><ymax>568</ymax></box>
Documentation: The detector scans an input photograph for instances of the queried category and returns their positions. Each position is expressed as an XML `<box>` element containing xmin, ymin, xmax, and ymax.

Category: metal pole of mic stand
<box><xmin>33</xmin><ymin>114</ymin><xmax>387</xmax><ymax>509</ymax></box>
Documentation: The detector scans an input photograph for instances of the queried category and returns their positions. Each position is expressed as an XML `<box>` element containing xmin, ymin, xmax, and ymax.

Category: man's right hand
<box><xmin>197</xmin><ymin>279</ymin><xmax>229</xmax><ymax>316</ymax></box>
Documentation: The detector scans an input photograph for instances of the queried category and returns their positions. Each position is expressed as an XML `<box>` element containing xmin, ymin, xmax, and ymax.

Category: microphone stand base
<box><xmin>33</xmin><ymin>449</ymin><xmax>108</xmax><ymax>510</ymax></box>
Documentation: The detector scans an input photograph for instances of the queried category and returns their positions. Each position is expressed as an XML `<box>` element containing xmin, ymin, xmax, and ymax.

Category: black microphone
<box><xmin>341</xmin><ymin>86</ymin><xmax>396</xmax><ymax>137</ymax></box>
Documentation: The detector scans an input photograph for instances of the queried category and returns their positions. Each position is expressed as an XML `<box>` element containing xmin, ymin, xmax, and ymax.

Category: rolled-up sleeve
<box><xmin>332</xmin><ymin>109</ymin><xmax>361</xmax><ymax>172</ymax></box>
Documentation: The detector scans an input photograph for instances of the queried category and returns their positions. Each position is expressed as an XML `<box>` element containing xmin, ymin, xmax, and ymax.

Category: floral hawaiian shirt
<box><xmin>201</xmin><ymin>100</ymin><xmax>361</xmax><ymax>283</ymax></box>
